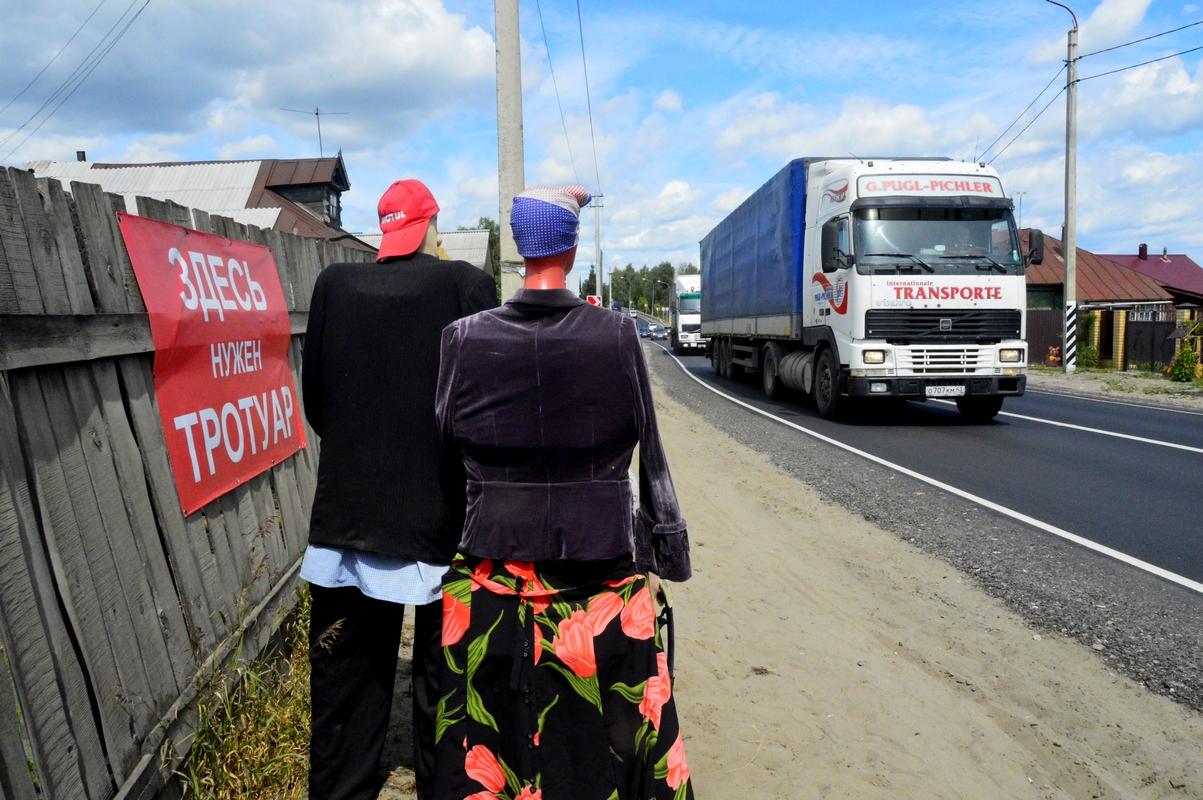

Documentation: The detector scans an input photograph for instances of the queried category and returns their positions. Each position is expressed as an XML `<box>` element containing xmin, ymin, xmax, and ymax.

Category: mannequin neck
<box><xmin>523</xmin><ymin>248</ymin><xmax>576</xmax><ymax>290</ymax></box>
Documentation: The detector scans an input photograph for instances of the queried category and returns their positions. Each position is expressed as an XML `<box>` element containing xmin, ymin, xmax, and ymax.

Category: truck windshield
<box><xmin>853</xmin><ymin>207</ymin><xmax>1021</xmax><ymax>275</ymax></box>
<box><xmin>678</xmin><ymin>293</ymin><xmax>701</xmax><ymax>313</ymax></box>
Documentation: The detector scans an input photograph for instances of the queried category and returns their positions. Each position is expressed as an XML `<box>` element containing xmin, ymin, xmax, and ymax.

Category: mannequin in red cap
<box><xmin>301</xmin><ymin>178</ymin><xmax>497</xmax><ymax>800</ymax></box>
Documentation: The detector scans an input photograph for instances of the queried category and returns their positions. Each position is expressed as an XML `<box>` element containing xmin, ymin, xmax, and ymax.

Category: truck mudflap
<box><xmin>842</xmin><ymin>374</ymin><xmax>1026</xmax><ymax>399</ymax></box>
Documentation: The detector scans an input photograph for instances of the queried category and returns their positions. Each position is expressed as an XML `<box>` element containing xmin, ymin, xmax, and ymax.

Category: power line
<box><xmin>535</xmin><ymin>0</ymin><xmax>580</xmax><ymax>184</ymax></box>
<box><xmin>0</xmin><ymin>0</ymin><xmax>144</xmax><ymax>153</ymax></box>
<box><xmin>977</xmin><ymin>64</ymin><xmax>1065</xmax><ymax>162</ymax></box>
<box><xmin>1078</xmin><ymin>43</ymin><xmax>1203</xmax><ymax>82</ymax></box>
<box><xmin>1079</xmin><ymin>19</ymin><xmax>1203</xmax><ymax>58</ymax></box>
<box><xmin>0</xmin><ymin>0</ymin><xmax>109</xmax><ymax>118</ymax></box>
<box><xmin>987</xmin><ymin>86</ymin><xmax>1065</xmax><ymax>165</ymax></box>
<box><xmin>574</xmin><ymin>0</ymin><xmax>602</xmax><ymax>195</ymax></box>
<box><xmin>2</xmin><ymin>0</ymin><xmax>150</xmax><ymax>161</ymax></box>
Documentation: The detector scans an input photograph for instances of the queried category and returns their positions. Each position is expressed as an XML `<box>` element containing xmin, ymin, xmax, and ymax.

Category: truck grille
<box><xmin>866</xmin><ymin>309</ymin><xmax>1020</xmax><ymax>342</ymax></box>
<box><xmin>897</xmin><ymin>347</ymin><xmax>990</xmax><ymax>374</ymax></box>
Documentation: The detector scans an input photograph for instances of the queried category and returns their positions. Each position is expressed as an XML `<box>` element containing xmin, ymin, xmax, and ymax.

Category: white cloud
<box><xmin>119</xmin><ymin>133</ymin><xmax>193</xmax><ymax>163</ymax></box>
<box><xmin>654</xmin><ymin>90</ymin><xmax>683</xmax><ymax>112</ymax></box>
<box><xmin>1030</xmin><ymin>0</ymin><xmax>1153</xmax><ymax>63</ymax></box>
<box><xmin>216</xmin><ymin>134</ymin><xmax>280</xmax><ymax>161</ymax></box>
<box><xmin>711</xmin><ymin>186</ymin><xmax>750</xmax><ymax>213</ymax></box>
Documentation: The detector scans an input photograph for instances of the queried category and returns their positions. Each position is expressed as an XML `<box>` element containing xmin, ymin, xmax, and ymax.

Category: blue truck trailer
<box><xmin>700</xmin><ymin>157</ymin><xmax>1042</xmax><ymax>421</ymax></box>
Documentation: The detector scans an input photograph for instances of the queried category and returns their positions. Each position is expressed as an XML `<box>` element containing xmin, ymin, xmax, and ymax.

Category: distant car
<box><xmin>629</xmin><ymin>309</ymin><xmax>639</xmax><ymax>318</ymax></box>
<box><xmin>637</xmin><ymin>320</ymin><xmax>651</xmax><ymax>338</ymax></box>
<box><xmin>649</xmin><ymin>324</ymin><xmax>668</xmax><ymax>340</ymax></box>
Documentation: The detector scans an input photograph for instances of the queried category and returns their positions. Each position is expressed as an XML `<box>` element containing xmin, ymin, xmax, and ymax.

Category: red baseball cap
<box><xmin>376</xmin><ymin>179</ymin><xmax>440</xmax><ymax>261</ymax></box>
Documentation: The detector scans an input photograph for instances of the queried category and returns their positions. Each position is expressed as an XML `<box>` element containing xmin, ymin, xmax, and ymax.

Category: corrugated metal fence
<box><xmin>0</xmin><ymin>166</ymin><xmax>367</xmax><ymax>799</ymax></box>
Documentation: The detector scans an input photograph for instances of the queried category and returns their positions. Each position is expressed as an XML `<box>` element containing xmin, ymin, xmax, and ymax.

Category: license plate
<box><xmin>925</xmin><ymin>384</ymin><xmax>965</xmax><ymax>397</ymax></box>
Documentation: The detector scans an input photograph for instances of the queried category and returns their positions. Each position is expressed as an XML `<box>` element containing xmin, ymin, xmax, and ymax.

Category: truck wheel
<box><xmin>710</xmin><ymin>341</ymin><xmax>721</xmax><ymax>375</ymax></box>
<box><xmin>956</xmin><ymin>396</ymin><xmax>1004</xmax><ymax>423</ymax></box>
<box><xmin>762</xmin><ymin>346</ymin><xmax>783</xmax><ymax>400</ymax></box>
<box><xmin>812</xmin><ymin>348</ymin><xmax>840</xmax><ymax>418</ymax></box>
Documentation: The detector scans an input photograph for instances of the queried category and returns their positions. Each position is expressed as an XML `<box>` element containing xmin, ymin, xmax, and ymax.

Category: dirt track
<box><xmin>377</xmin><ymin>365</ymin><xmax>1203</xmax><ymax>799</ymax></box>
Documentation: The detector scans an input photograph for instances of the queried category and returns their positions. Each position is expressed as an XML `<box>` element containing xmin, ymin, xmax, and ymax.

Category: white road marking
<box><xmin>928</xmin><ymin>400</ymin><xmax>1203</xmax><ymax>455</ymax></box>
<box><xmin>652</xmin><ymin>344</ymin><xmax>1203</xmax><ymax>597</ymax></box>
<box><xmin>1026</xmin><ymin>388</ymin><xmax>1203</xmax><ymax>417</ymax></box>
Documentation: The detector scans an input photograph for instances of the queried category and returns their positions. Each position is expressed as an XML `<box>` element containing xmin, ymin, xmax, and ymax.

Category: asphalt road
<box><xmin>666</xmin><ymin>352</ymin><xmax>1203</xmax><ymax>584</ymax></box>
<box><xmin>645</xmin><ymin>344</ymin><xmax>1203</xmax><ymax>711</ymax></box>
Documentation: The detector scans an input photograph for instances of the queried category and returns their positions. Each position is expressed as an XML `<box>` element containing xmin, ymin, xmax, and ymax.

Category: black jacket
<box><xmin>303</xmin><ymin>253</ymin><xmax>498</xmax><ymax>561</ymax></box>
<box><xmin>436</xmin><ymin>288</ymin><xmax>690</xmax><ymax>581</ymax></box>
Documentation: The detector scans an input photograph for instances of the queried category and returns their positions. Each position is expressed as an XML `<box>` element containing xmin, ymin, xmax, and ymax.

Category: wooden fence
<box><xmin>0</xmin><ymin>166</ymin><xmax>370</xmax><ymax>799</ymax></box>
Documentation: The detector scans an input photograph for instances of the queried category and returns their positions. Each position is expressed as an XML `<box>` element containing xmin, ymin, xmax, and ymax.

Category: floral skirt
<box><xmin>431</xmin><ymin>556</ymin><xmax>694</xmax><ymax>800</ymax></box>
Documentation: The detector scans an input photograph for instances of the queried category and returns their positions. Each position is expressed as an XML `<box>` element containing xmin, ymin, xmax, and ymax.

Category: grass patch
<box><xmin>1101</xmin><ymin>378</ymin><xmax>1136</xmax><ymax>393</ymax></box>
<box><xmin>179</xmin><ymin>589</ymin><xmax>311</xmax><ymax>799</ymax></box>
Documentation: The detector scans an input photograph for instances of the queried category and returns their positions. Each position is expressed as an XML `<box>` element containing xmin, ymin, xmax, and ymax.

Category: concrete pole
<box><xmin>593</xmin><ymin>199</ymin><xmax>603</xmax><ymax>306</ymax></box>
<box><xmin>1049</xmin><ymin>1</ymin><xmax>1079</xmax><ymax>373</ymax></box>
<box><xmin>495</xmin><ymin>0</ymin><xmax>525</xmax><ymax>300</ymax></box>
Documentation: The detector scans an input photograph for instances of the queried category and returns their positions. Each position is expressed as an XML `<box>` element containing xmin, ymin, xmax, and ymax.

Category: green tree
<box><xmin>678</xmin><ymin>263</ymin><xmax>700</xmax><ymax>275</ymax></box>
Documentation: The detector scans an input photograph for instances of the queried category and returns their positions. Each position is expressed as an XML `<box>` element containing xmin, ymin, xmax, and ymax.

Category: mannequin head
<box><xmin>418</xmin><ymin>216</ymin><xmax>442</xmax><ymax>257</ymax></box>
<box><xmin>509</xmin><ymin>185</ymin><xmax>591</xmax><ymax>290</ymax></box>
<box><xmin>376</xmin><ymin>179</ymin><xmax>439</xmax><ymax>261</ymax></box>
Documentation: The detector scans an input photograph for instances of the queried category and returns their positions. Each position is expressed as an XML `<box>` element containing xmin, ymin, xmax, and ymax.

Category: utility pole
<box><xmin>1048</xmin><ymin>0</ymin><xmax>1079</xmax><ymax>373</ymax></box>
<box><xmin>592</xmin><ymin>193</ymin><xmax>605</xmax><ymax>306</ymax></box>
<box><xmin>495</xmin><ymin>0</ymin><xmax>525</xmax><ymax>301</ymax></box>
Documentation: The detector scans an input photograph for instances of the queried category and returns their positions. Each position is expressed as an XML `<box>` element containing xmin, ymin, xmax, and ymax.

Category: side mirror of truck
<box><xmin>1028</xmin><ymin>229</ymin><xmax>1044</xmax><ymax>266</ymax></box>
<box><xmin>821</xmin><ymin>224</ymin><xmax>847</xmax><ymax>273</ymax></box>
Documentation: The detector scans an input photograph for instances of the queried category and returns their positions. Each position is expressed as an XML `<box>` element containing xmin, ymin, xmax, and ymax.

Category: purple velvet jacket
<box><xmin>435</xmin><ymin>288</ymin><xmax>691</xmax><ymax>581</ymax></box>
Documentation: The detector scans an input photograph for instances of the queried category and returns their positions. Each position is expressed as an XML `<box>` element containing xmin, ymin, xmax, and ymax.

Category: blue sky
<box><xmin>2</xmin><ymin>0</ymin><xmax>1201</xmax><ymax>292</ymax></box>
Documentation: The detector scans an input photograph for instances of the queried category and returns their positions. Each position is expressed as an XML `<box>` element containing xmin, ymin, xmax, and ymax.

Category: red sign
<box><xmin>586</xmin><ymin>294</ymin><xmax>603</xmax><ymax>306</ymax></box>
<box><xmin>118</xmin><ymin>213</ymin><xmax>306</xmax><ymax>514</ymax></box>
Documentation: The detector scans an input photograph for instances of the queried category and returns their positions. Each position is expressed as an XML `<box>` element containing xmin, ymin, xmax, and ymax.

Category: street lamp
<box><xmin>652</xmin><ymin>278</ymin><xmax>671</xmax><ymax>321</ymax></box>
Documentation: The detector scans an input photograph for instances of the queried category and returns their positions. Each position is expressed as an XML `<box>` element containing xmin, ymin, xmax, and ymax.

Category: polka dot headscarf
<box><xmin>510</xmin><ymin>185</ymin><xmax>592</xmax><ymax>259</ymax></box>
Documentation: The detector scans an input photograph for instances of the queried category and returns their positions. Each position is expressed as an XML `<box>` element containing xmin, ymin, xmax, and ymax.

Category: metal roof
<box><xmin>28</xmin><ymin>160</ymin><xmax>281</xmax><ymax>229</ymax></box>
<box><xmin>441</xmin><ymin>229</ymin><xmax>491</xmax><ymax>270</ymax></box>
<box><xmin>1098</xmin><ymin>251</ymin><xmax>1203</xmax><ymax>302</ymax></box>
<box><xmin>1022</xmin><ymin>230</ymin><xmax>1173</xmax><ymax>303</ymax></box>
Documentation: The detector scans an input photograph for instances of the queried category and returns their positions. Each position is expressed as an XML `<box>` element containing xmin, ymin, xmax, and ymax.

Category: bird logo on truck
<box><xmin>822</xmin><ymin>181</ymin><xmax>848</xmax><ymax>207</ymax></box>
<box><xmin>812</xmin><ymin>274</ymin><xmax>849</xmax><ymax>314</ymax></box>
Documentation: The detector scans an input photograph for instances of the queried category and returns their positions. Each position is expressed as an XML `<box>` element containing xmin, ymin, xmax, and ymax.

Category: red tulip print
<box><xmin>552</xmin><ymin>609</ymin><xmax>597</xmax><ymax>678</ymax></box>
<box><xmin>464</xmin><ymin>744</ymin><xmax>506</xmax><ymax>792</ymax></box>
<box><xmin>620</xmin><ymin>585</ymin><xmax>655</xmax><ymax>640</ymax></box>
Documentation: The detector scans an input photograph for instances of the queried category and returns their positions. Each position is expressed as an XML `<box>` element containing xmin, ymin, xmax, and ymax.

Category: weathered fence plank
<box><xmin>0</xmin><ymin>374</ymin><xmax>104</xmax><ymax>799</ymax></box>
<box><xmin>115</xmin><ymin>356</ymin><xmax>221</xmax><ymax>650</ymax></box>
<box><xmin>71</xmin><ymin>181</ymin><xmax>135</xmax><ymax>313</ymax></box>
<box><xmin>0</xmin><ymin>312</ymin><xmax>309</xmax><ymax>371</ymax></box>
<box><xmin>37</xmin><ymin>178</ymin><xmax>95</xmax><ymax>314</ymax></box>
<box><xmin>0</xmin><ymin>170</ymin><xmax>43</xmax><ymax>314</ymax></box>
<box><xmin>9</xmin><ymin>170</ymin><xmax>74</xmax><ymax>314</ymax></box>
<box><xmin>0</xmin><ymin>648</ymin><xmax>39</xmax><ymax>800</ymax></box>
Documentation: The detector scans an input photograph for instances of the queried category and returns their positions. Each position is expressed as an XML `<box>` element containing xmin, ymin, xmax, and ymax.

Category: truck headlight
<box><xmin>863</xmin><ymin>350</ymin><xmax>886</xmax><ymax>364</ymax></box>
<box><xmin>998</xmin><ymin>348</ymin><xmax>1023</xmax><ymax>363</ymax></box>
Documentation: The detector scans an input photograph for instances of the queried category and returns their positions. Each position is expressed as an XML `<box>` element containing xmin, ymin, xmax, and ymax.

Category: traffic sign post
<box><xmin>586</xmin><ymin>295</ymin><xmax>602</xmax><ymax>306</ymax></box>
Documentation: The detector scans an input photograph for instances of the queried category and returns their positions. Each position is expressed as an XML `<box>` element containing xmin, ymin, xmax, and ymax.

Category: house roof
<box><xmin>261</xmin><ymin>156</ymin><xmax>349</xmax><ymax>191</ymax></box>
<box><xmin>28</xmin><ymin>156</ymin><xmax>373</xmax><ymax>252</ymax></box>
<box><xmin>1097</xmin><ymin>250</ymin><xmax>1203</xmax><ymax>303</ymax></box>
<box><xmin>1021</xmin><ymin>230</ymin><xmax>1172</xmax><ymax>303</ymax></box>
<box><xmin>441</xmin><ymin>229</ymin><xmax>492</xmax><ymax>271</ymax></box>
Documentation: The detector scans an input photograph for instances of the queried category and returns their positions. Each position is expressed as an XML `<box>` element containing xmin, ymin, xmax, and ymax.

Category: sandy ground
<box><xmin>377</xmin><ymin>369</ymin><xmax>1203</xmax><ymax>799</ymax></box>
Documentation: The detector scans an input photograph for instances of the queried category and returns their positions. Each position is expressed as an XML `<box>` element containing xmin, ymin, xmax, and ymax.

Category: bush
<box><xmin>1169</xmin><ymin>343</ymin><xmax>1198</xmax><ymax>382</ymax></box>
<box><xmin>1076</xmin><ymin>344</ymin><xmax>1100</xmax><ymax>369</ymax></box>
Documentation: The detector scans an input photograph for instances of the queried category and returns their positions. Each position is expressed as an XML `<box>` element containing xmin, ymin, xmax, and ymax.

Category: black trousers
<box><xmin>308</xmin><ymin>585</ymin><xmax>442</xmax><ymax>800</ymax></box>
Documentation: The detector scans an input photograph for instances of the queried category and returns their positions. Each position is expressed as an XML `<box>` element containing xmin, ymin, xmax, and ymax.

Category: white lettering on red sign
<box><xmin>169</xmin><ymin>246</ymin><xmax>267</xmax><ymax>322</ymax></box>
<box><xmin>172</xmin><ymin>385</ymin><xmax>296</xmax><ymax>482</ymax></box>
